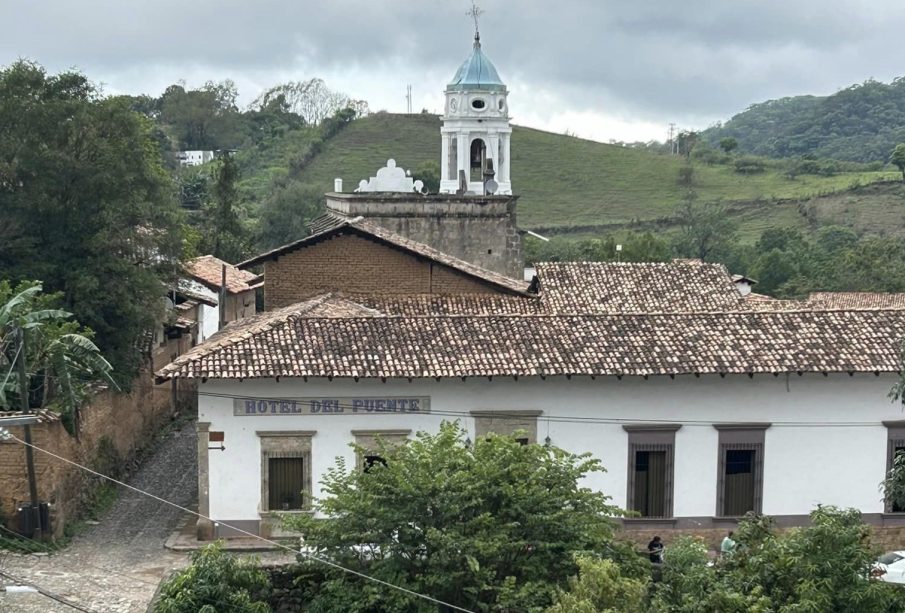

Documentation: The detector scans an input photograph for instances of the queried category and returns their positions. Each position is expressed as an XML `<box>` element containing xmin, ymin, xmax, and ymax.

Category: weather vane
<box><xmin>467</xmin><ymin>3</ymin><xmax>484</xmax><ymax>42</ymax></box>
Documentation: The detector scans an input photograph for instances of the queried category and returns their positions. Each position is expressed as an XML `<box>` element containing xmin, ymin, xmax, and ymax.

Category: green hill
<box><xmin>266</xmin><ymin>113</ymin><xmax>897</xmax><ymax>240</ymax></box>
<box><xmin>702</xmin><ymin>78</ymin><xmax>905</xmax><ymax>162</ymax></box>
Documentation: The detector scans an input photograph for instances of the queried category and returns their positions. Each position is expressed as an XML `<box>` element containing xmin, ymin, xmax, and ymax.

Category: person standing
<box><xmin>648</xmin><ymin>535</ymin><xmax>664</xmax><ymax>564</ymax></box>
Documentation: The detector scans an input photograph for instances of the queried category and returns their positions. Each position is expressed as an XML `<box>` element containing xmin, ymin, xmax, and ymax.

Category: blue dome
<box><xmin>447</xmin><ymin>37</ymin><xmax>506</xmax><ymax>92</ymax></box>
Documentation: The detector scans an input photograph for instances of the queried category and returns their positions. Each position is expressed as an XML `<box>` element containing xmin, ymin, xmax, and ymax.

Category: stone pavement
<box><xmin>0</xmin><ymin>420</ymin><xmax>294</xmax><ymax>612</ymax></box>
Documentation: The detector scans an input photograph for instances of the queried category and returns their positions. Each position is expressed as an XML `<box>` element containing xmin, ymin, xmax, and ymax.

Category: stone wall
<box><xmin>0</xmin><ymin>371</ymin><xmax>195</xmax><ymax>537</ymax></box>
<box><xmin>264</xmin><ymin>233</ymin><xmax>501</xmax><ymax>309</ymax></box>
<box><xmin>324</xmin><ymin>193</ymin><xmax>523</xmax><ymax>279</ymax></box>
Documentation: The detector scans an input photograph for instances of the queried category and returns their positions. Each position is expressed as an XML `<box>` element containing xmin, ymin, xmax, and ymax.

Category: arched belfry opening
<box><xmin>470</xmin><ymin>138</ymin><xmax>487</xmax><ymax>182</ymax></box>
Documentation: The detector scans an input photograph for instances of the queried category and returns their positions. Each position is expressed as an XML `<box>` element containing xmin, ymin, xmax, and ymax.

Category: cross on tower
<box><xmin>467</xmin><ymin>3</ymin><xmax>484</xmax><ymax>42</ymax></box>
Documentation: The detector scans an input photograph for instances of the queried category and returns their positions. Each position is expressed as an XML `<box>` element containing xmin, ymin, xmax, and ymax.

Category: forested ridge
<box><xmin>703</xmin><ymin>78</ymin><xmax>905</xmax><ymax>162</ymax></box>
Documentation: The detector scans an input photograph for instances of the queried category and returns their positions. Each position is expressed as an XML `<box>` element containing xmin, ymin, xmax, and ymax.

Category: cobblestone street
<box><xmin>0</xmin><ymin>419</ymin><xmax>290</xmax><ymax>612</ymax></box>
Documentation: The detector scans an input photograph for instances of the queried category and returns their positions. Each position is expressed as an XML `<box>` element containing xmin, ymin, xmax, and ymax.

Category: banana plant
<box><xmin>0</xmin><ymin>282</ymin><xmax>117</xmax><ymax>436</ymax></box>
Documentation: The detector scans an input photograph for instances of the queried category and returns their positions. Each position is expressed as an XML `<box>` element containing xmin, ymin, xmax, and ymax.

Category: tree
<box><xmin>651</xmin><ymin>508</ymin><xmax>905</xmax><ymax>612</ymax></box>
<box><xmin>413</xmin><ymin>160</ymin><xmax>440</xmax><ymax>193</ymax></box>
<box><xmin>890</xmin><ymin>143</ymin><xmax>905</xmax><ymax>181</ymax></box>
<box><xmin>719</xmin><ymin>137</ymin><xmax>738</xmax><ymax>154</ymax></box>
<box><xmin>546</xmin><ymin>555</ymin><xmax>646</xmax><ymax>613</ymax></box>
<box><xmin>252</xmin><ymin>79</ymin><xmax>357</xmax><ymax>126</ymax></box>
<box><xmin>0</xmin><ymin>61</ymin><xmax>185</xmax><ymax>379</ymax></box>
<box><xmin>199</xmin><ymin>154</ymin><xmax>249</xmax><ymax>262</ymax></box>
<box><xmin>881</xmin><ymin>451</ymin><xmax>905</xmax><ymax>511</ymax></box>
<box><xmin>673</xmin><ymin>193</ymin><xmax>738</xmax><ymax>261</ymax></box>
<box><xmin>285</xmin><ymin>422</ymin><xmax>639</xmax><ymax>611</ymax></box>
<box><xmin>676</xmin><ymin>131</ymin><xmax>698</xmax><ymax>158</ymax></box>
<box><xmin>155</xmin><ymin>542</ymin><xmax>271</xmax><ymax>612</ymax></box>
<box><xmin>0</xmin><ymin>281</ymin><xmax>116</xmax><ymax>434</ymax></box>
<box><xmin>256</xmin><ymin>183</ymin><xmax>324</xmax><ymax>249</ymax></box>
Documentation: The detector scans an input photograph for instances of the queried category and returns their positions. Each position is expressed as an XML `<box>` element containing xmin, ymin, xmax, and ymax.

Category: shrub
<box><xmin>155</xmin><ymin>542</ymin><xmax>271</xmax><ymax>613</ymax></box>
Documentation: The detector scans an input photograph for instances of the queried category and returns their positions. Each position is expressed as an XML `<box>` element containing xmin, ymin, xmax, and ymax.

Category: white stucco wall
<box><xmin>199</xmin><ymin>374</ymin><xmax>898</xmax><ymax>523</ymax></box>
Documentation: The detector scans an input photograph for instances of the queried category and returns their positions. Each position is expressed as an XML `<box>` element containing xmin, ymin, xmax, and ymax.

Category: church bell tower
<box><xmin>439</xmin><ymin>31</ymin><xmax>512</xmax><ymax>195</ymax></box>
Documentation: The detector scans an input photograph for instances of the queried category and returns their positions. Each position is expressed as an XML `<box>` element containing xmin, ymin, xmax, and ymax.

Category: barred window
<box><xmin>715</xmin><ymin>424</ymin><xmax>769</xmax><ymax>517</ymax></box>
<box><xmin>257</xmin><ymin>431</ymin><xmax>314</xmax><ymax>512</ymax></box>
<box><xmin>624</xmin><ymin>425</ymin><xmax>680</xmax><ymax>518</ymax></box>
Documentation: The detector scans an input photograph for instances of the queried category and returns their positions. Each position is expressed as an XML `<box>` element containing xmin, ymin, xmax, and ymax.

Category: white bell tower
<box><xmin>439</xmin><ymin>29</ymin><xmax>512</xmax><ymax>195</ymax></box>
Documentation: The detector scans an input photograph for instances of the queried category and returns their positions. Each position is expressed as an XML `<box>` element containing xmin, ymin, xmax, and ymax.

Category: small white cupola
<box><xmin>439</xmin><ymin>30</ymin><xmax>512</xmax><ymax>195</ymax></box>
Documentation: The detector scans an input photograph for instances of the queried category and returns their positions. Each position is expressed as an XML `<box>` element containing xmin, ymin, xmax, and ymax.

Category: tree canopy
<box><xmin>285</xmin><ymin>422</ymin><xmax>640</xmax><ymax>611</ymax></box>
<box><xmin>0</xmin><ymin>60</ymin><xmax>185</xmax><ymax>378</ymax></box>
<box><xmin>703</xmin><ymin>78</ymin><xmax>905</xmax><ymax>162</ymax></box>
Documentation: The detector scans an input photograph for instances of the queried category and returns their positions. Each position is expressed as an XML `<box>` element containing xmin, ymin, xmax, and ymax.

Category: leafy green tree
<box><xmin>719</xmin><ymin>137</ymin><xmax>738</xmax><ymax>154</ymax></box>
<box><xmin>285</xmin><ymin>422</ymin><xmax>639</xmax><ymax>612</ymax></box>
<box><xmin>413</xmin><ymin>160</ymin><xmax>441</xmax><ymax>193</ymax></box>
<box><xmin>881</xmin><ymin>451</ymin><xmax>905</xmax><ymax>511</ymax></box>
<box><xmin>0</xmin><ymin>60</ymin><xmax>184</xmax><ymax>378</ymax></box>
<box><xmin>652</xmin><ymin>508</ymin><xmax>905</xmax><ymax>613</ymax></box>
<box><xmin>750</xmin><ymin>249</ymin><xmax>797</xmax><ymax>295</ymax></box>
<box><xmin>676</xmin><ymin>131</ymin><xmax>698</xmax><ymax>158</ymax></box>
<box><xmin>158</xmin><ymin>80</ymin><xmax>246</xmax><ymax>150</ymax></box>
<box><xmin>890</xmin><ymin>143</ymin><xmax>905</xmax><ymax>181</ymax></box>
<box><xmin>199</xmin><ymin>154</ymin><xmax>249</xmax><ymax>262</ymax></box>
<box><xmin>673</xmin><ymin>193</ymin><xmax>738</xmax><ymax>261</ymax></box>
<box><xmin>546</xmin><ymin>555</ymin><xmax>646</xmax><ymax>613</ymax></box>
<box><xmin>155</xmin><ymin>542</ymin><xmax>271</xmax><ymax>613</ymax></box>
<box><xmin>0</xmin><ymin>281</ymin><xmax>115</xmax><ymax>434</ymax></box>
<box><xmin>256</xmin><ymin>183</ymin><xmax>324</xmax><ymax>249</ymax></box>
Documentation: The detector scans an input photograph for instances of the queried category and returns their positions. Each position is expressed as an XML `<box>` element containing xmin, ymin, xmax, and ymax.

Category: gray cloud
<box><xmin>1</xmin><ymin>0</ymin><xmax>902</xmax><ymax>138</ymax></box>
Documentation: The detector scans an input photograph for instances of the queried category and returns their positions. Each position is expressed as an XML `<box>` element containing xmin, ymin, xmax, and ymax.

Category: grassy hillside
<box><xmin>282</xmin><ymin>113</ymin><xmax>897</xmax><ymax>240</ymax></box>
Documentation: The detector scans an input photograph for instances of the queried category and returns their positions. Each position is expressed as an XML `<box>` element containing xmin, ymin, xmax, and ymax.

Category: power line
<box><xmin>26</xmin><ymin>373</ymin><xmax>899</xmax><ymax>429</ymax></box>
<box><xmin>0</xmin><ymin>524</ymin><xmax>159</xmax><ymax>588</ymax></box>
<box><xmin>0</xmin><ymin>569</ymin><xmax>101</xmax><ymax>613</ymax></box>
<box><xmin>0</xmin><ymin>432</ymin><xmax>476</xmax><ymax>613</ymax></box>
<box><xmin>185</xmin><ymin>387</ymin><xmax>896</xmax><ymax>428</ymax></box>
<box><xmin>0</xmin><ymin>524</ymin><xmax>273</xmax><ymax>613</ymax></box>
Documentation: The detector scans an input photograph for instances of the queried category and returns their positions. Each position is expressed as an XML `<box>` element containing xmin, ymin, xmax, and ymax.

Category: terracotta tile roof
<box><xmin>534</xmin><ymin>261</ymin><xmax>746</xmax><ymax>313</ymax></box>
<box><xmin>808</xmin><ymin>292</ymin><xmax>905</xmax><ymax>310</ymax></box>
<box><xmin>0</xmin><ymin>409</ymin><xmax>60</xmax><ymax>424</ymax></box>
<box><xmin>157</xmin><ymin>305</ymin><xmax>905</xmax><ymax>380</ymax></box>
<box><xmin>238</xmin><ymin>217</ymin><xmax>532</xmax><ymax>296</ymax></box>
<box><xmin>355</xmin><ymin>294</ymin><xmax>543</xmax><ymax>316</ymax></box>
<box><xmin>307</xmin><ymin>212</ymin><xmax>348</xmax><ymax>235</ymax></box>
<box><xmin>186</xmin><ymin>255</ymin><xmax>261</xmax><ymax>295</ymax></box>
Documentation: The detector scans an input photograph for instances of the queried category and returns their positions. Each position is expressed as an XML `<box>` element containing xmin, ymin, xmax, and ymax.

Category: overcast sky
<box><xmin>2</xmin><ymin>0</ymin><xmax>903</xmax><ymax>143</ymax></box>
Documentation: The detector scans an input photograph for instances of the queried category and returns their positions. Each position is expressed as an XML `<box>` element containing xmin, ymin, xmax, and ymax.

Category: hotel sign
<box><xmin>233</xmin><ymin>397</ymin><xmax>431</xmax><ymax>416</ymax></box>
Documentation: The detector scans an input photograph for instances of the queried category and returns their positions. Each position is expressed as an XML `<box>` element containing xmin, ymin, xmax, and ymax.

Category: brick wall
<box><xmin>324</xmin><ymin>193</ymin><xmax>524</xmax><ymax>278</ymax></box>
<box><xmin>0</xmin><ymin>371</ymin><xmax>195</xmax><ymax>537</ymax></box>
<box><xmin>264</xmin><ymin>234</ymin><xmax>499</xmax><ymax>309</ymax></box>
<box><xmin>620</xmin><ymin>525</ymin><xmax>905</xmax><ymax>555</ymax></box>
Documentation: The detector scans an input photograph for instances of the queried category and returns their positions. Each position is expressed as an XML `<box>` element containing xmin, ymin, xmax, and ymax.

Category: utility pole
<box><xmin>218</xmin><ymin>264</ymin><xmax>227</xmax><ymax>331</ymax></box>
<box><xmin>17</xmin><ymin>329</ymin><xmax>42</xmax><ymax>540</ymax></box>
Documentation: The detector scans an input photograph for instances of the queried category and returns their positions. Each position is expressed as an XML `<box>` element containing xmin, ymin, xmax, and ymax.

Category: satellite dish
<box><xmin>484</xmin><ymin>179</ymin><xmax>499</xmax><ymax>195</ymax></box>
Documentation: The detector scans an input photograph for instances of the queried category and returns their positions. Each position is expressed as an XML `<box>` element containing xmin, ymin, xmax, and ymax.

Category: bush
<box><xmin>546</xmin><ymin>555</ymin><xmax>646</xmax><ymax>613</ymax></box>
<box><xmin>155</xmin><ymin>542</ymin><xmax>271</xmax><ymax>613</ymax></box>
<box><xmin>650</xmin><ymin>508</ymin><xmax>905</xmax><ymax>613</ymax></box>
<box><xmin>733</xmin><ymin>156</ymin><xmax>767</xmax><ymax>175</ymax></box>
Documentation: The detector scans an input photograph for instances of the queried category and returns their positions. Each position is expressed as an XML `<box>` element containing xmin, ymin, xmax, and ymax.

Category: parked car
<box><xmin>873</xmin><ymin>551</ymin><xmax>905</xmax><ymax>584</ymax></box>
